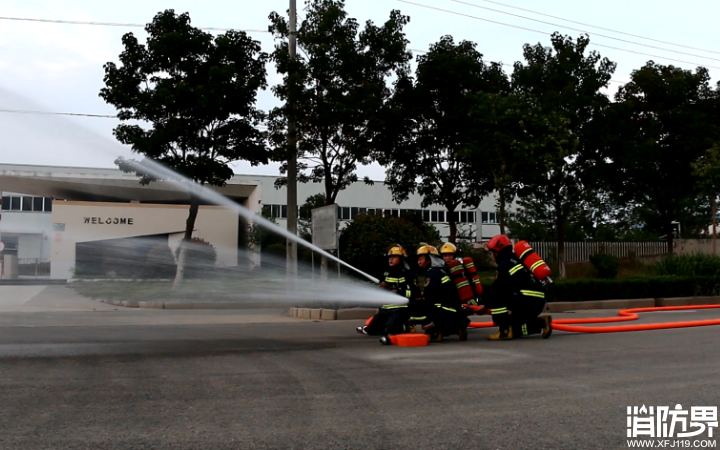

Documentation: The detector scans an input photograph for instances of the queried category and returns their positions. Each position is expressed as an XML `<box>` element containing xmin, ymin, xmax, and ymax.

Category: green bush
<box><xmin>653</xmin><ymin>253</ymin><xmax>720</xmax><ymax>277</ymax></box>
<box><xmin>546</xmin><ymin>276</ymin><xmax>720</xmax><ymax>302</ymax></box>
<box><xmin>139</xmin><ymin>244</ymin><xmax>176</xmax><ymax>279</ymax></box>
<box><xmin>589</xmin><ymin>253</ymin><xmax>620</xmax><ymax>279</ymax></box>
<box><xmin>456</xmin><ymin>242</ymin><xmax>494</xmax><ymax>271</ymax></box>
<box><xmin>339</xmin><ymin>214</ymin><xmax>438</xmax><ymax>279</ymax></box>
<box><xmin>176</xmin><ymin>238</ymin><xmax>218</xmax><ymax>279</ymax></box>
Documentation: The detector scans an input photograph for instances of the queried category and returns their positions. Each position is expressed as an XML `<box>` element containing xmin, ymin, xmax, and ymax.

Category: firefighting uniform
<box><xmin>484</xmin><ymin>246</ymin><xmax>546</xmax><ymax>337</ymax></box>
<box><xmin>418</xmin><ymin>261</ymin><xmax>467</xmax><ymax>335</ymax></box>
<box><xmin>364</xmin><ymin>266</ymin><xmax>421</xmax><ymax>336</ymax></box>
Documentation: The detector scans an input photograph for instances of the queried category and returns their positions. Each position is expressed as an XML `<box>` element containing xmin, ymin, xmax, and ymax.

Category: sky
<box><xmin>1</xmin><ymin>0</ymin><xmax>719</xmax><ymax>181</ymax></box>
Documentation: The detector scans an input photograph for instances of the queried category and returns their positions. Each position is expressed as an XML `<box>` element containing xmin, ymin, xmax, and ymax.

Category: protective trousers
<box><xmin>365</xmin><ymin>305</ymin><xmax>409</xmax><ymax>336</ymax></box>
<box><xmin>486</xmin><ymin>292</ymin><xmax>546</xmax><ymax>337</ymax></box>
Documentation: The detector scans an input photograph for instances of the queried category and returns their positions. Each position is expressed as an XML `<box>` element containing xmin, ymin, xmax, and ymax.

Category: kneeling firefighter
<box><xmin>484</xmin><ymin>235</ymin><xmax>552</xmax><ymax>340</ymax></box>
<box><xmin>357</xmin><ymin>245</ymin><xmax>420</xmax><ymax>336</ymax></box>
<box><xmin>416</xmin><ymin>245</ymin><xmax>468</xmax><ymax>342</ymax></box>
<box><xmin>439</xmin><ymin>242</ymin><xmax>485</xmax><ymax>315</ymax></box>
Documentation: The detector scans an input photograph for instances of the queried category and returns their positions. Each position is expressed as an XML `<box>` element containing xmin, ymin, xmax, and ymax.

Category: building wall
<box><xmin>233</xmin><ymin>175</ymin><xmax>510</xmax><ymax>241</ymax></box>
<box><xmin>50</xmin><ymin>202</ymin><xmax>239</xmax><ymax>279</ymax></box>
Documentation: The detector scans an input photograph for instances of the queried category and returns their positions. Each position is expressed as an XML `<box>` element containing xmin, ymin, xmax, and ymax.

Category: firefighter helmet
<box><xmin>440</xmin><ymin>242</ymin><xmax>457</xmax><ymax>255</ymax></box>
<box><xmin>417</xmin><ymin>245</ymin><xmax>439</xmax><ymax>256</ymax></box>
<box><xmin>387</xmin><ymin>244</ymin><xmax>407</xmax><ymax>257</ymax></box>
<box><xmin>487</xmin><ymin>235</ymin><xmax>512</xmax><ymax>252</ymax></box>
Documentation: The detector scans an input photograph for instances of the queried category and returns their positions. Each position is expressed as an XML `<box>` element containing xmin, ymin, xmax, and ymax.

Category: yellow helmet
<box><xmin>417</xmin><ymin>245</ymin><xmax>439</xmax><ymax>256</ymax></box>
<box><xmin>387</xmin><ymin>244</ymin><xmax>407</xmax><ymax>257</ymax></box>
<box><xmin>440</xmin><ymin>242</ymin><xmax>457</xmax><ymax>255</ymax></box>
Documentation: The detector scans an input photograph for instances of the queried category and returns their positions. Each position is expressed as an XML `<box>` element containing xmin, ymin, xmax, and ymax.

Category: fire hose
<box><xmin>468</xmin><ymin>304</ymin><xmax>720</xmax><ymax>333</ymax></box>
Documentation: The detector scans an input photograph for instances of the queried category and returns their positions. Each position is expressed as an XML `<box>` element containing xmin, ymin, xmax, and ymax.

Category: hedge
<box><xmin>546</xmin><ymin>276</ymin><xmax>720</xmax><ymax>303</ymax></box>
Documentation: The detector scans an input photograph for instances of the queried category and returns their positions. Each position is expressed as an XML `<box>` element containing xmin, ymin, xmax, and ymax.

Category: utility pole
<box><xmin>286</xmin><ymin>0</ymin><xmax>299</xmax><ymax>277</ymax></box>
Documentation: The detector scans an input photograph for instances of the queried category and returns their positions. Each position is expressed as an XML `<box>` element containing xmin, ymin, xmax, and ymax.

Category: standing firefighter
<box><xmin>484</xmin><ymin>235</ymin><xmax>552</xmax><ymax>341</ymax></box>
<box><xmin>416</xmin><ymin>244</ymin><xmax>468</xmax><ymax>342</ymax></box>
<box><xmin>357</xmin><ymin>245</ymin><xmax>419</xmax><ymax>336</ymax></box>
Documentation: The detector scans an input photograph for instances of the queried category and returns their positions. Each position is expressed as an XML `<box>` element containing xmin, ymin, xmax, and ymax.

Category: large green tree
<box><xmin>376</xmin><ymin>36</ymin><xmax>508</xmax><ymax>242</ymax></box>
<box><xmin>511</xmin><ymin>33</ymin><xmax>616</xmax><ymax>277</ymax></box>
<box><xmin>100</xmin><ymin>10</ymin><xmax>269</xmax><ymax>288</ymax></box>
<box><xmin>608</xmin><ymin>63</ymin><xmax>720</xmax><ymax>254</ymax></box>
<box><xmin>268</xmin><ymin>0</ymin><xmax>411</xmax><ymax>206</ymax></box>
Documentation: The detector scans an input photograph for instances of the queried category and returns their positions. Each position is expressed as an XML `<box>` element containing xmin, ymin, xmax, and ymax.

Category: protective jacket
<box><xmin>486</xmin><ymin>246</ymin><xmax>546</xmax><ymax>336</ymax></box>
<box><xmin>380</xmin><ymin>265</ymin><xmax>419</xmax><ymax>300</ymax></box>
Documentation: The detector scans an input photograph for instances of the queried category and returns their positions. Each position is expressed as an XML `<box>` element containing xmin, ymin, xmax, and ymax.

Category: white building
<box><xmin>0</xmin><ymin>163</ymin><xmax>509</xmax><ymax>279</ymax></box>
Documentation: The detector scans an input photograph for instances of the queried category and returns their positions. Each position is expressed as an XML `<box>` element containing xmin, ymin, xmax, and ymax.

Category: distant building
<box><xmin>0</xmin><ymin>163</ymin><xmax>511</xmax><ymax>279</ymax></box>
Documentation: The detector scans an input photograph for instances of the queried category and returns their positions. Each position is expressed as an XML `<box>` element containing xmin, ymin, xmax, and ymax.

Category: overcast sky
<box><xmin>1</xmin><ymin>0</ymin><xmax>718</xmax><ymax>180</ymax></box>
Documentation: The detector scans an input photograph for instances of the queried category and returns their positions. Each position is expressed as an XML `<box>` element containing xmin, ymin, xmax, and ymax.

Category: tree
<box><xmin>608</xmin><ymin>63</ymin><xmax>720</xmax><ymax>254</ymax></box>
<box><xmin>466</xmin><ymin>91</ymin><xmax>541</xmax><ymax>235</ymax></box>
<box><xmin>511</xmin><ymin>33</ymin><xmax>616</xmax><ymax>277</ymax></box>
<box><xmin>691</xmin><ymin>144</ymin><xmax>720</xmax><ymax>254</ymax></box>
<box><xmin>100</xmin><ymin>10</ymin><xmax>269</xmax><ymax>289</ymax></box>
<box><xmin>376</xmin><ymin>36</ymin><xmax>508</xmax><ymax>242</ymax></box>
<box><xmin>268</xmin><ymin>0</ymin><xmax>411</xmax><ymax>206</ymax></box>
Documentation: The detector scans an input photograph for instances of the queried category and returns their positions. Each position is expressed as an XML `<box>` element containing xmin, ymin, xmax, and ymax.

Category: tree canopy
<box><xmin>268</xmin><ymin>0</ymin><xmax>411</xmax><ymax>206</ymax></box>
<box><xmin>100</xmin><ymin>9</ymin><xmax>269</xmax><ymax>287</ymax></box>
<box><xmin>375</xmin><ymin>35</ymin><xmax>508</xmax><ymax>242</ymax></box>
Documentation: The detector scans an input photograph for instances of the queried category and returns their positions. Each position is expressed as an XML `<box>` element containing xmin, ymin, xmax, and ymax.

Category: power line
<box><xmin>0</xmin><ymin>109</ymin><xmax>117</xmax><ymax>118</ymax></box>
<box><xmin>0</xmin><ymin>16</ymin><xmax>269</xmax><ymax>33</ymax></box>
<box><xmin>444</xmin><ymin>0</ymin><xmax>720</xmax><ymax>63</ymax></box>
<box><xmin>396</xmin><ymin>0</ymin><xmax>720</xmax><ymax>70</ymax></box>
<box><xmin>462</xmin><ymin>0</ymin><xmax>720</xmax><ymax>56</ymax></box>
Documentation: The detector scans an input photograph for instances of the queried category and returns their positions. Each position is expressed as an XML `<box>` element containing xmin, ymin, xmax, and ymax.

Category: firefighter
<box><xmin>484</xmin><ymin>235</ymin><xmax>552</xmax><ymax>340</ymax></box>
<box><xmin>357</xmin><ymin>245</ymin><xmax>419</xmax><ymax>336</ymax></box>
<box><xmin>440</xmin><ymin>242</ymin><xmax>486</xmax><ymax>315</ymax></box>
<box><xmin>416</xmin><ymin>244</ymin><xmax>468</xmax><ymax>342</ymax></box>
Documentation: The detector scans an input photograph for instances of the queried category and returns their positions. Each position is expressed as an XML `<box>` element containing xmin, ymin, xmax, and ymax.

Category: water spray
<box><xmin>131</xmin><ymin>158</ymin><xmax>380</xmax><ymax>284</ymax></box>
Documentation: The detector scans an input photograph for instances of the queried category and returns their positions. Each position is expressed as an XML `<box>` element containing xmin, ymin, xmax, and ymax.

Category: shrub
<box><xmin>545</xmin><ymin>276</ymin><xmax>720</xmax><ymax>302</ymax></box>
<box><xmin>456</xmin><ymin>241</ymin><xmax>494</xmax><ymax>272</ymax></box>
<box><xmin>589</xmin><ymin>253</ymin><xmax>620</xmax><ymax>279</ymax></box>
<box><xmin>652</xmin><ymin>253</ymin><xmax>720</xmax><ymax>278</ymax></box>
<box><xmin>139</xmin><ymin>244</ymin><xmax>177</xmax><ymax>279</ymax></box>
<box><xmin>339</xmin><ymin>214</ymin><xmax>438</xmax><ymax>279</ymax></box>
<box><xmin>176</xmin><ymin>238</ymin><xmax>218</xmax><ymax>279</ymax></box>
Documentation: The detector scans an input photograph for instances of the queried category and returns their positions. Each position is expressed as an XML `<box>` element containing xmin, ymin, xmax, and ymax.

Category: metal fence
<box><xmin>18</xmin><ymin>258</ymin><xmax>51</xmax><ymax>278</ymax></box>
<box><xmin>528</xmin><ymin>242</ymin><xmax>668</xmax><ymax>263</ymax></box>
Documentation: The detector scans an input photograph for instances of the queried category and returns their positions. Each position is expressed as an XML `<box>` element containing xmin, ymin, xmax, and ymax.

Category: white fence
<box><xmin>528</xmin><ymin>242</ymin><xmax>668</xmax><ymax>263</ymax></box>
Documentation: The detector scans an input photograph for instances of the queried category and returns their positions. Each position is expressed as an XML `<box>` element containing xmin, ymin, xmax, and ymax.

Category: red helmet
<box><xmin>487</xmin><ymin>235</ymin><xmax>511</xmax><ymax>252</ymax></box>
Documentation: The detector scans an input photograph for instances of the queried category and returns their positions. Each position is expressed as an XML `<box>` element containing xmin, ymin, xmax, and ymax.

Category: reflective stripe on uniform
<box><xmin>520</xmin><ymin>290</ymin><xmax>545</xmax><ymax>298</ymax></box>
<box><xmin>434</xmin><ymin>303</ymin><xmax>457</xmax><ymax>313</ymax></box>
<box><xmin>522</xmin><ymin>324</ymin><xmax>528</xmax><ymax>335</ymax></box>
<box><xmin>385</xmin><ymin>277</ymin><xmax>406</xmax><ymax>283</ymax></box>
<box><xmin>491</xmin><ymin>307</ymin><xmax>508</xmax><ymax>314</ymax></box>
<box><xmin>530</xmin><ymin>260</ymin><xmax>546</xmax><ymax>271</ymax></box>
<box><xmin>405</xmin><ymin>290</ymin><xmax>412</xmax><ymax>298</ymax></box>
<box><xmin>410</xmin><ymin>316</ymin><xmax>427</xmax><ymax>321</ymax></box>
<box><xmin>382</xmin><ymin>304</ymin><xmax>408</xmax><ymax>309</ymax></box>
<box><xmin>441</xmin><ymin>276</ymin><xmax>451</xmax><ymax>283</ymax></box>
<box><xmin>509</xmin><ymin>264</ymin><xmax>524</xmax><ymax>275</ymax></box>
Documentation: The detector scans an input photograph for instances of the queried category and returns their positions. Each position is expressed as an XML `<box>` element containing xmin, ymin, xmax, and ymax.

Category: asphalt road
<box><xmin>0</xmin><ymin>286</ymin><xmax>719</xmax><ymax>450</ymax></box>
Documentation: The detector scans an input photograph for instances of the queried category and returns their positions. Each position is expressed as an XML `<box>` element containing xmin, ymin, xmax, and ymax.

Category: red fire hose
<box><xmin>468</xmin><ymin>304</ymin><xmax>720</xmax><ymax>333</ymax></box>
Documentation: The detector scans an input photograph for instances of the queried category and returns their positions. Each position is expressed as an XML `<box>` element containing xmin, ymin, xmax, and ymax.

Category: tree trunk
<box><xmin>448</xmin><ymin>206</ymin><xmax>457</xmax><ymax>244</ymax></box>
<box><xmin>173</xmin><ymin>192</ymin><xmax>200</xmax><ymax>290</ymax></box>
<box><xmin>557</xmin><ymin>211</ymin><xmax>566</xmax><ymax>280</ymax></box>
<box><xmin>713</xmin><ymin>195</ymin><xmax>717</xmax><ymax>256</ymax></box>
<box><xmin>499</xmin><ymin>188</ymin><xmax>506</xmax><ymax>235</ymax></box>
<box><xmin>667</xmin><ymin>222</ymin><xmax>675</xmax><ymax>256</ymax></box>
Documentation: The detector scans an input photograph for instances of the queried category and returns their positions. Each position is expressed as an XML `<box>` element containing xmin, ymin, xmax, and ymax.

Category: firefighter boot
<box><xmin>356</xmin><ymin>326</ymin><xmax>368</xmax><ymax>335</ymax></box>
<box><xmin>379</xmin><ymin>336</ymin><xmax>392</xmax><ymax>345</ymax></box>
<box><xmin>456</xmin><ymin>325</ymin><xmax>468</xmax><ymax>342</ymax></box>
<box><xmin>540</xmin><ymin>315</ymin><xmax>553</xmax><ymax>339</ymax></box>
<box><xmin>487</xmin><ymin>326</ymin><xmax>513</xmax><ymax>341</ymax></box>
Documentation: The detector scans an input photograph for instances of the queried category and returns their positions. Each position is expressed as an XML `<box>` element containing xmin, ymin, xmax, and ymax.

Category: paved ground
<box><xmin>0</xmin><ymin>286</ymin><xmax>719</xmax><ymax>449</ymax></box>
